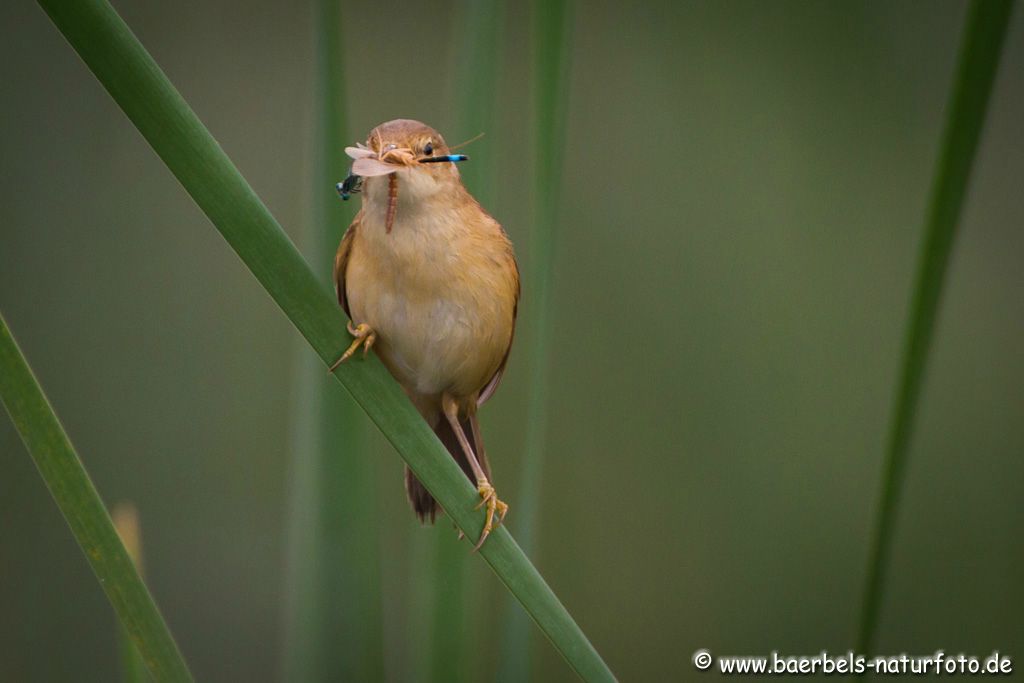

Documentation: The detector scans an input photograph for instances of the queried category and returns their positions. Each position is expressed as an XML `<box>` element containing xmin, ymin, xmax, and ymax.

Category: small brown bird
<box><xmin>330</xmin><ymin>119</ymin><xmax>519</xmax><ymax>549</ymax></box>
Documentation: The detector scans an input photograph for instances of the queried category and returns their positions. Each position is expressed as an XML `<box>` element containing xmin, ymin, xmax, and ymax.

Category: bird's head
<box><xmin>338</xmin><ymin>119</ymin><xmax>468</xmax><ymax>207</ymax></box>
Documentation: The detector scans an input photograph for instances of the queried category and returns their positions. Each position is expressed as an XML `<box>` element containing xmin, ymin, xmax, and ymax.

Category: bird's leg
<box><xmin>470</xmin><ymin>412</ymin><xmax>508</xmax><ymax>539</ymax></box>
<box><xmin>328</xmin><ymin>321</ymin><xmax>376</xmax><ymax>372</ymax></box>
<box><xmin>454</xmin><ymin>412</ymin><xmax>507</xmax><ymax>543</ymax></box>
<box><xmin>442</xmin><ymin>394</ymin><xmax>508</xmax><ymax>551</ymax></box>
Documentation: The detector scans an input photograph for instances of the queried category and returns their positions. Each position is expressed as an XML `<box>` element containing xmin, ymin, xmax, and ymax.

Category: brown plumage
<box><xmin>332</xmin><ymin>119</ymin><xmax>519</xmax><ymax>548</ymax></box>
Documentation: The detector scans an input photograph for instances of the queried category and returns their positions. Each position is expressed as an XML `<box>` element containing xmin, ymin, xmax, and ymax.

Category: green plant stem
<box><xmin>0</xmin><ymin>315</ymin><xmax>192</xmax><ymax>683</ymax></box>
<box><xmin>452</xmin><ymin>0</ymin><xmax>503</xmax><ymax>202</ymax></box>
<box><xmin>498</xmin><ymin>1</ymin><xmax>573</xmax><ymax>680</ymax></box>
<box><xmin>281</xmin><ymin>0</ymin><xmax>382</xmax><ymax>680</ymax></box>
<box><xmin>422</xmin><ymin>3</ymin><xmax>505</xmax><ymax>682</ymax></box>
<box><xmin>857</xmin><ymin>0</ymin><xmax>1014</xmax><ymax>655</ymax></box>
<box><xmin>118</xmin><ymin>619</ymin><xmax>151</xmax><ymax>683</ymax></box>
<box><xmin>426</xmin><ymin>529</ymin><xmax>470</xmax><ymax>683</ymax></box>
<box><xmin>118</xmin><ymin>618</ymin><xmax>151</xmax><ymax>683</ymax></box>
<box><xmin>36</xmin><ymin>0</ymin><xmax>616</xmax><ymax>679</ymax></box>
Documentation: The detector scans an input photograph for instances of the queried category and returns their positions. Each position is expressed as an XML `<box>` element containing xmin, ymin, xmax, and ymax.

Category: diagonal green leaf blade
<box><xmin>112</xmin><ymin>503</ymin><xmax>152</xmax><ymax>683</ymax></box>
<box><xmin>35</xmin><ymin>0</ymin><xmax>617</xmax><ymax>680</ymax></box>
<box><xmin>0</xmin><ymin>315</ymin><xmax>192</xmax><ymax>683</ymax></box>
<box><xmin>280</xmin><ymin>1</ymin><xmax>382</xmax><ymax>680</ymax></box>
<box><xmin>857</xmin><ymin>0</ymin><xmax>1015</xmax><ymax>654</ymax></box>
<box><xmin>499</xmin><ymin>1</ymin><xmax>574</xmax><ymax>680</ymax></box>
<box><xmin>422</xmin><ymin>3</ymin><xmax>506</xmax><ymax>681</ymax></box>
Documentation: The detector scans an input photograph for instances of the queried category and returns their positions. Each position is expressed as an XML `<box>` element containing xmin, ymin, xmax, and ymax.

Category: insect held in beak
<box><xmin>335</xmin><ymin>138</ymin><xmax>469</xmax><ymax>233</ymax></box>
<box><xmin>336</xmin><ymin>170</ymin><xmax>362</xmax><ymax>201</ymax></box>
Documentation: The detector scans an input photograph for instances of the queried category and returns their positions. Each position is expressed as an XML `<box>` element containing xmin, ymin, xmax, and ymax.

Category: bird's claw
<box><xmin>471</xmin><ymin>480</ymin><xmax>508</xmax><ymax>551</ymax></box>
<box><xmin>328</xmin><ymin>322</ymin><xmax>376</xmax><ymax>372</ymax></box>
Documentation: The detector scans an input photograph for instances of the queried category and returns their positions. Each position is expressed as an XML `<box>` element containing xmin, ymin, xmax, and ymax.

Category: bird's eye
<box><xmin>423</xmin><ymin>141</ymin><xmax>433</xmax><ymax>156</ymax></box>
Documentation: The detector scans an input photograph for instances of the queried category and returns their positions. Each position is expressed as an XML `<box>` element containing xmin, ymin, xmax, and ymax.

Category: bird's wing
<box><xmin>333</xmin><ymin>211</ymin><xmax>361</xmax><ymax>318</ymax></box>
<box><xmin>478</xmin><ymin>257</ymin><xmax>520</xmax><ymax>406</ymax></box>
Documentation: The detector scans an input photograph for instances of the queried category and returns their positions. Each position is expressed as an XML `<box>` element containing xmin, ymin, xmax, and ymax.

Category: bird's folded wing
<box><xmin>334</xmin><ymin>211</ymin><xmax>360</xmax><ymax>319</ymax></box>
<box><xmin>478</xmin><ymin>262</ymin><xmax>519</xmax><ymax>406</ymax></box>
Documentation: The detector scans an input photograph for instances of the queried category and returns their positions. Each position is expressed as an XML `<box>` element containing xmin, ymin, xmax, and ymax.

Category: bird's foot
<box><xmin>471</xmin><ymin>480</ymin><xmax>508</xmax><ymax>551</ymax></box>
<box><xmin>328</xmin><ymin>322</ymin><xmax>376</xmax><ymax>372</ymax></box>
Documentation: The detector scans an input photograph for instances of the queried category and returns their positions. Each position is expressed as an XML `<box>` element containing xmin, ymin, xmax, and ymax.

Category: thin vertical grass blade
<box><xmin>113</xmin><ymin>503</ymin><xmax>151</xmax><ymax>683</ymax></box>
<box><xmin>0</xmin><ymin>315</ymin><xmax>193</xmax><ymax>683</ymax></box>
<box><xmin>35</xmin><ymin>0</ymin><xmax>616</xmax><ymax>678</ymax></box>
<box><xmin>857</xmin><ymin>0</ymin><xmax>1015</xmax><ymax>654</ymax></box>
<box><xmin>281</xmin><ymin>0</ymin><xmax>382</xmax><ymax>680</ymax></box>
<box><xmin>423</xmin><ymin>2</ymin><xmax>504</xmax><ymax>681</ymax></box>
<box><xmin>425</xmin><ymin>531</ymin><xmax>470</xmax><ymax>683</ymax></box>
<box><xmin>498</xmin><ymin>1</ymin><xmax>574</xmax><ymax>679</ymax></box>
<box><xmin>452</xmin><ymin>0</ymin><xmax>503</xmax><ymax>202</ymax></box>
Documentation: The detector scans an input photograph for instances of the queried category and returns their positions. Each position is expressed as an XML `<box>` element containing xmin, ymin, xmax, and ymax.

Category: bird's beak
<box><xmin>337</xmin><ymin>142</ymin><xmax>469</xmax><ymax>201</ymax></box>
<box><xmin>344</xmin><ymin>143</ymin><xmax>468</xmax><ymax>171</ymax></box>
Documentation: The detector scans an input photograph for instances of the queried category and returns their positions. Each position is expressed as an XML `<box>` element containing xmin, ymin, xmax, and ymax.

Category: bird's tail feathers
<box><xmin>405</xmin><ymin>414</ymin><xmax>489</xmax><ymax>524</ymax></box>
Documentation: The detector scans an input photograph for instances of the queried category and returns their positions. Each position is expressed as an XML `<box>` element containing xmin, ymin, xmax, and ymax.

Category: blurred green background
<box><xmin>2</xmin><ymin>1</ymin><xmax>1022</xmax><ymax>681</ymax></box>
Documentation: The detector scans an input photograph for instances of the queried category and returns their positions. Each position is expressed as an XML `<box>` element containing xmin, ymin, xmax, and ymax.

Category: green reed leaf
<box><xmin>35</xmin><ymin>0</ymin><xmax>617</xmax><ymax>680</ymax></box>
<box><xmin>857</xmin><ymin>0</ymin><xmax>1015</xmax><ymax>655</ymax></box>
<box><xmin>0</xmin><ymin>316</ymin><xmax>192</xmax><ymax>683</ymax></box>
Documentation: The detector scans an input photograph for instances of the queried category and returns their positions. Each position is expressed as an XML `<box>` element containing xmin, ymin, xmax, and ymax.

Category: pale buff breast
<box><xmin>345</xmin><ymin>174</ymin><xmax>516</xmax><ymax>399</ymax></box>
